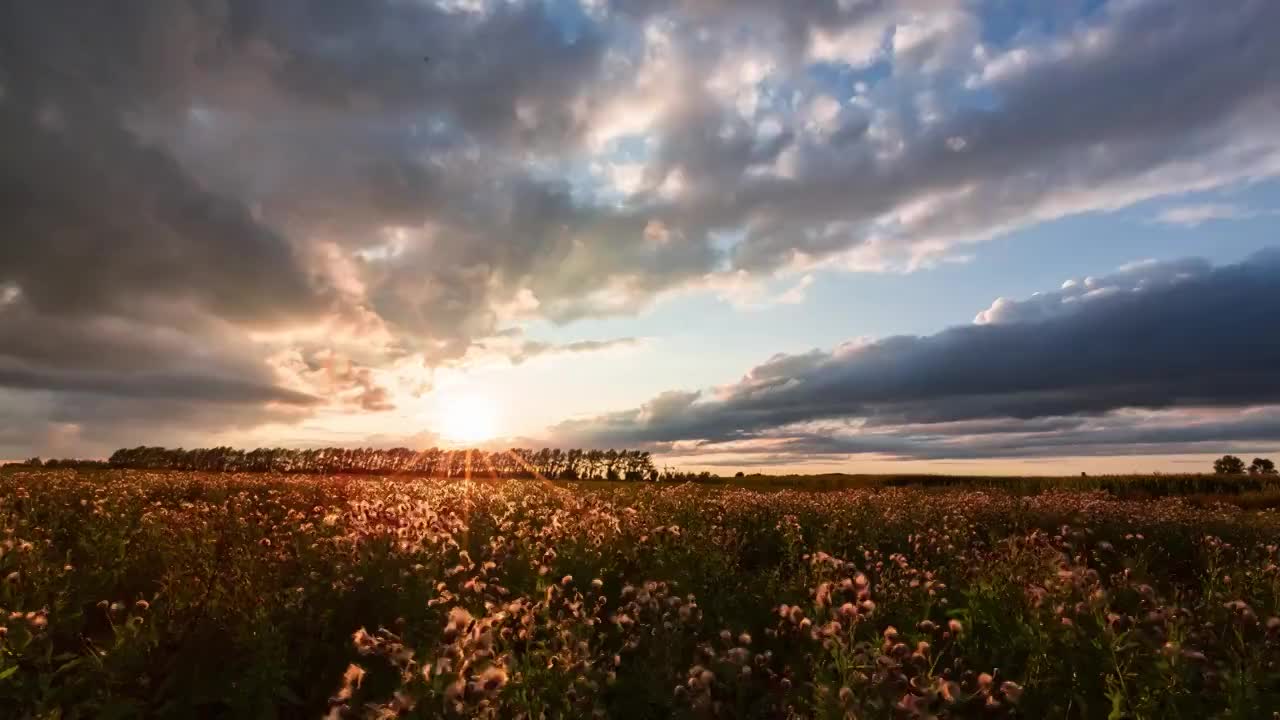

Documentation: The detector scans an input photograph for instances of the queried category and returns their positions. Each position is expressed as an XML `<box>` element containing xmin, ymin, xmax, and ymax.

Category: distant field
<box><xmin>569</xmin><ymin>471</ymin><xmax>1280</xmax><ymax>508</ymax></box>
<box><xmin>3</xmin><ymin>469</ymin><xmax>1280</xmax><ymax>717</ymax></box>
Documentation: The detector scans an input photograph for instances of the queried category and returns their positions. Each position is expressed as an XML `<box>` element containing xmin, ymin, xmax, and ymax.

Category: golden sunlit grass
<box><xmin>3</xmin><ymin>468</ymin><xmax>1280</xmax><ymax>717</ymax></box>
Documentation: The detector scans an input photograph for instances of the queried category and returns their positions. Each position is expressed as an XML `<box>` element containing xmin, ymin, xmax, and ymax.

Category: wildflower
<box><xmin>948</xmin><ymin>619</ymin><xmax>963</xmax><ymax>636</ymax></box>
<box><xmin>838</xmin><ymin>686</ymin><xmax>854</xmax><ymax>704</ymax></box>
<box><xmin>940</xmin><ymin>680</ymin><xmax>962</xmax><ymax>703</ymax></box>
<box><xmin>1000</xmin><ymin>681</ymin><xmax>1023</xmax><ymax>703</ymax></box>
<box><xmin>447</xmin><ymin>606</ymin><xmax>473</xmax><ymax>631</ymax></box>
<box><xmin>352</xmin><ymin>628</ymin><xmax>377</xmax><ymax>654</ymax></box>
<box><xmin>476</xmin><ymin>664</ymin><xmax>508</xmax><ymax>693</ymax></box>
<box><xmin>815</xmin><ymin>582</ymin><xmax>832</xmax><ymax>607</ymax></box>
<box><xmin>444</xmin><ymin>677</ymin><xmax>466</xmax><ymax>705</ymax></box>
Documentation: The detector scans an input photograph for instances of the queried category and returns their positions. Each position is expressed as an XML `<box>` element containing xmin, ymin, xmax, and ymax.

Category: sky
<box><xmin>2</xmin><ymin>0</ymin><xmax>1280</xmax><ymax>474</ymax></box>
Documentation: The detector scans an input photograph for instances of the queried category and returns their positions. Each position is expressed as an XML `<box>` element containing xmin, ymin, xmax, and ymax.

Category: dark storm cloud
<box><xmin>760</xmin><ymin>411</ymin><xmax>1280</xmax><ymax>461</ymax></box>
<box><xmin>0</xmin><ymin>388</ymin><xmax>317</xmax><ymax>460</ymax></box>
<box><xmin>0</xmin><ymin>363</ymin><xmax>316</xmax><ymax>406</ymax></box>
<box><xmin>0</xmin><ymin>3</ymin><xmax>329</xmax><ymax>324</ymax></box>
<box><xmin>556</xmin><ymin>251</ymin><xmax>1280</xmax><ymax>458</ymax></box>
<box><xmin>0</xmin><ymin>1</ymin><xmax>335</xmax><ymax>439</ymax></box>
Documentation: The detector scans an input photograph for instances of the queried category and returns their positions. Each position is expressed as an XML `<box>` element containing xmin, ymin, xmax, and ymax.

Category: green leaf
<box><xmin>0</xmin><ymin>665</ymin><xmax>19</xmax><ymax>681</ymax></box>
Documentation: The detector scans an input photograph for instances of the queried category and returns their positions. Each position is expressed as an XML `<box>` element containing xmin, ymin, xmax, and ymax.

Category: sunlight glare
<box><xmin>438</xmin><ymin>391</ymin><xmax>499</xmax><ymax>444</ymax></box>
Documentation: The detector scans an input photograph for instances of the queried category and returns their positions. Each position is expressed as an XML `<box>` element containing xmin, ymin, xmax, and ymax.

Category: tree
<box><xmin>1213</xmin><ymin>455</ymin><xmax>1246</xmax><ymax>475</ymax></box>
<box><xmin>1249</xmin><ymin>457</ymin><xmax>1277</xmax><ymax>475</ymax></box>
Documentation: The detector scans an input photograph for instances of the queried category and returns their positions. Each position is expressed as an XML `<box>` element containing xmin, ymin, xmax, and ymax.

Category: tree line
<box><xmin>1213</xmin><ymin>455</ymin><xmax>1276</xmax><ymax>476</ymax></box>
<box><xmin>95</xmin><ymin>445</ymin><xmax>664</xmax><ymax>481</ymax></box>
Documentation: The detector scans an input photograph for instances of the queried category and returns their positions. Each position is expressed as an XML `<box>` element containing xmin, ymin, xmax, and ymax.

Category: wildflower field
<box><xmin>3</xmin><ymin>469</ymin><xmax>1280</xmax><ymax>718</ymax></box>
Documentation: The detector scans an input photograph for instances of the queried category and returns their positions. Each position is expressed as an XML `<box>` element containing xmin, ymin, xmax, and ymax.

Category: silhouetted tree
<box><xmin>105</xmin><ymin>445</ymin><xmax>659</xmax><ymax>481</ymax></box>
<box><xmin>1213</xmin><ymin>455</ymin><xmax>1246</xmax><ymax>475</ymax></box>
<box><xmin>1249</xmin><ymin>457</ymin><xmax>1277</xmax><ymax>475</ymax></box>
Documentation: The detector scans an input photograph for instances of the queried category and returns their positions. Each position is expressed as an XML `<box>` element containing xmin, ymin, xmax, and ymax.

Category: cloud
<box><xmin>972</xmin><ymin>256</ymin><xmax>1212</xmax><ymax>325</ymax></box>
<box><xmin>555</xmin><ymin>250</ymin><xmax>1280</xmax><ymax>459</ymax></box>
<box><xmin>1152</xmin><ymin>203</ymin><xmax>1274</xmax><ymax>227</ymax></box>
<box><xmin>724</xmin><ymin>0</ymin><xmax>1280</xmax><ymax>272</ymax></box>
<box><xmin>460</xmin><ymin>328</ymin><xmax>640</xmax><ymax>365</ymax></box>
<box><xmin>4</xmin><ymin>1</ymin><xmax>1280</xmax><ymax>454</ymax></box>
<box><xmin>0</xmin><ymin>364</ymin><xmax>316</xmax><ymax>407</ymax></box>
<box><xmin>510</xmin><ymin>337</ymin><xmax>640</xmax><ymax>365</ymax></box>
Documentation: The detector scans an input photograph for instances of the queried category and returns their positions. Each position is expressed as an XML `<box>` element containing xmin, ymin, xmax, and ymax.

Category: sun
<box><xmin>438</xmin><ymin>392</ymin><xmax>499</xmax><ymax>445</ymax></box>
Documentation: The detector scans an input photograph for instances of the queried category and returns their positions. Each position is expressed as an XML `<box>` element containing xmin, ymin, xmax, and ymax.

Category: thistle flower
<box><xmin>1000</xmin><ymin>681</ymin><xmax>1023</xmax><ymax>703</ymax></box>
<box><xmin>977</xmin><ymin>672</ymin><xmax>993</xmax><ymax>692</ymax></box>
<box><xmin>476</xmin><ymin>664</ymin><xmax>508</xmax><ymax>694</ymax></box>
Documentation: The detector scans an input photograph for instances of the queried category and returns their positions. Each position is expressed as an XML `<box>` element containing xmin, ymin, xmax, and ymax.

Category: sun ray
<box><xmin>479</xmin><ymin>450</ymin><xmax>501</xmax><ymax>483</ymax></box>
<box><xmin>504</xmin><ymin>449</ymin><xmax>554</xmax><ymax>486</ymax></box>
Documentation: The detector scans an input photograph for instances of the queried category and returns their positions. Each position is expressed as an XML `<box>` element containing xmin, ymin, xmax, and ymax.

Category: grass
<box><xmin>2</xmin><ymin>468</ymin><xmax>1279</xmax><ymax>718</ymax></box>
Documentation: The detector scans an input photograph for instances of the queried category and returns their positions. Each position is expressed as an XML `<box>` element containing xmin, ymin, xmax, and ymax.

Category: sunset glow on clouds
<box><xmin>2</xmin><ymin>0</ymin><xmax>1279</xmax><ymax>471</ymax></box>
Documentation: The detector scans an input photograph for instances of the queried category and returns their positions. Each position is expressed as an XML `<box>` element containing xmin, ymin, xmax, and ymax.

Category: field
<box><xmin>3</xmin><ymin>469</ymin><xmax>1280</xmax><ymax>718</ymax></box>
